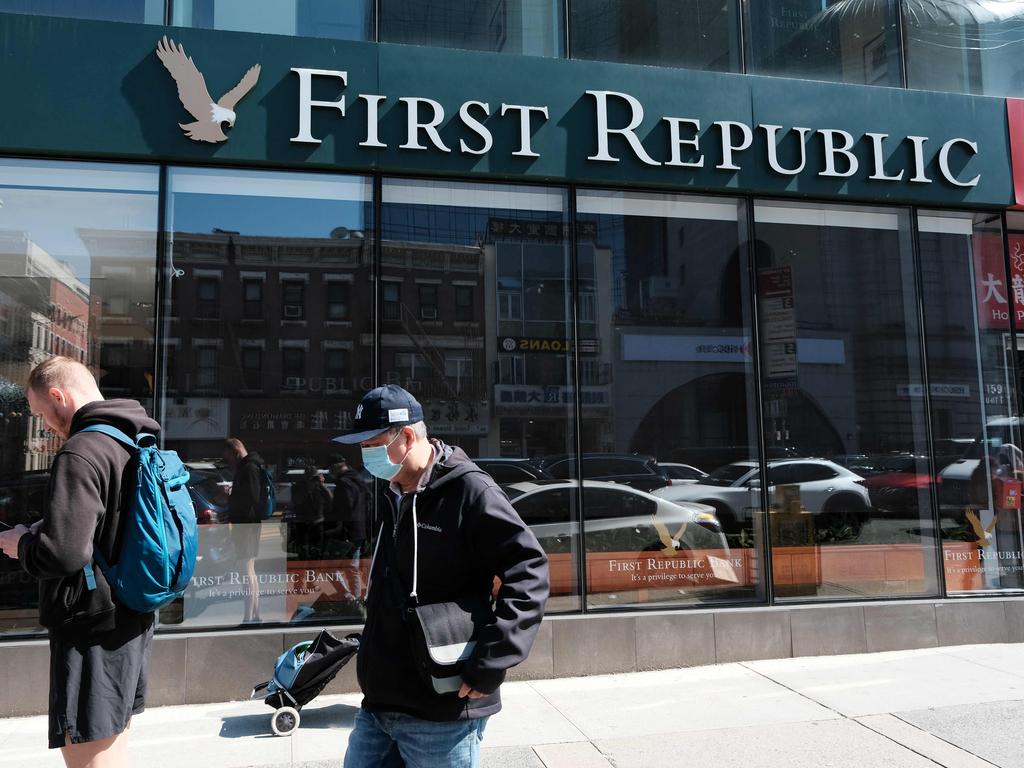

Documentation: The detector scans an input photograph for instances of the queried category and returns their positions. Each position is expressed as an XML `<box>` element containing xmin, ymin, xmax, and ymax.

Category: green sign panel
<box><xmin>0</xmin><ymin>12</ymin><xmax>1013</xmax><ymax>207</ymax></box>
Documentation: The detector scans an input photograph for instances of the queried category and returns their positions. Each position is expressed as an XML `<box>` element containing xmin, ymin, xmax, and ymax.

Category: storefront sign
<box><xmin>494</xmin><ymin>384</ymin><xmax>609</xmax><ymax>408</ymax></box>
<box><xmin>897</xmin><ymin>383</ymin><xmax>970</xmax><ymax>399</ymax></box>
<box><xmin>500</xmin><ymin>336</ymin><xmax>599</xmax><ymax>354</ymax></box>
<box><xmin>163</xmin><ymin>398</ymin><xmax>229</xmax><ymax>440</ymax></box>
<box><xmin>0</xmin><ymin>13</ymin><xmax>1012</xmax><ymax>208</ymax></box>
<box><xmin>974</xmin><ymin>232</ymin><xmax>1024</xmax><ymax>330</ymax></box>
<box><xmin>621</xmin><ymin>334</ymin><xmax>845</xmax><ymax>365</ymax></box>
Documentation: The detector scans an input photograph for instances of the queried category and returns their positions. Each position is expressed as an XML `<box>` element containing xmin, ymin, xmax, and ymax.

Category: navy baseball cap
<box><xmin>332</xmin><ymin>385</ymin><xmax>424</xmax><ymax>444</ymax></box>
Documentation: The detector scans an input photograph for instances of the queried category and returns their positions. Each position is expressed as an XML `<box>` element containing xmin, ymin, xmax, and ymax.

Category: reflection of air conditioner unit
<box><xmin>284</xmin><ymin>304</ymin><xmax>302</xmax><ymax>319</ymax></box>
<box><xmin>421</xmin><ymin>307</ymin><xmax>438</xmax><ymax>320</ymax></box>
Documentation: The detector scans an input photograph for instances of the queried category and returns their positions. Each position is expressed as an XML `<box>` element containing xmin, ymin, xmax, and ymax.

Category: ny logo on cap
<box><xmin>355</xmin><ymin>404</ymin><xmax>363</xmax><ymax>420</ymax></box>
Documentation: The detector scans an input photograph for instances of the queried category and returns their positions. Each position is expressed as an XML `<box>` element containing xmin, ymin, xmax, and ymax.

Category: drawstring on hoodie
<box><xmin>410</xmin><ymin>492</ymin><xmax>419</xmax><ymax>603</ymax></box>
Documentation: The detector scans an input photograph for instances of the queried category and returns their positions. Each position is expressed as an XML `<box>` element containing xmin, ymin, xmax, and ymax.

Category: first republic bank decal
<box><xmin>155</xmin><ymin>37</ymin><xmax>982</xmax><ymax>189</ymax></box>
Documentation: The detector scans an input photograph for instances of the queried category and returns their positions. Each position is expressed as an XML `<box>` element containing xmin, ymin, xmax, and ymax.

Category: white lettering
<box><xmin>939</xmin><ymin>137</ymin><xmax>980</xmax><ymax>188</ymax></box>
<box><xmin>459</xmin><ymin>100</ymin><xmax>493</xmax><ymax>155</ymax></box>
<box><xmin>761</xmin><ymin>124</ymin><xmax>810</xmax><ymax>176</ymax></box>
<box><xmin>501</xmin><ymin>103</ymin><xmax>549</xmax><ymax>158</ymax></box>
<box><xmin>663</xmin><ymin>117</ymin><xmax>704</xmax><ymax>168</ymax></box>
<box><xmin>400</xmin><ymin>97</ymin><xmax>451</xmax><ymax>152</ymax></box>
<box><xmin>865</xmin><ymin>132</ymin><xmax>904</xmax><ymax>181</ymax></box>
<box><xmin>586</xmin><ymin>90</ymin><xmax>661</xmax><ymax>166</ymax></box>
<box><xmin>714</xmin><ymin>120</ymin><xmax>753</xmax><ymax>171</ymax></box>
<box><xmin>818</xmin><ymin>129</ymin><xmax>858</xmax><ymax>178</ymax></box>
<box><xmin>290</xmin><ymin>68</ymin><xmax>347</xmax><ymax>145</ymax></box>
<box><xmin>907</xmin><ymin>135</ymin><xmax>933</xmax><ymax>183</ymax></box>
<box><xmin>359</xmin><ymin>94</ymin><xmax>387</xmax><ymax>148</ymax></box>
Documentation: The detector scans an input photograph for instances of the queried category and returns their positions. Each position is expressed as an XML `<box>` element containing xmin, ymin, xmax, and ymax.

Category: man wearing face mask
<box><xmin>333</xmin><ymin>384</ymin><xmax>549</xmax><ymax>768</ymax></box>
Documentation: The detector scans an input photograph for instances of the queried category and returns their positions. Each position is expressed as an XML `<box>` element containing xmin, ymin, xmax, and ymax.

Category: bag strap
<box><xmin>77</xmin><ymin>424</ymin><xmax>145</xmax><ymax>593</ymax></box>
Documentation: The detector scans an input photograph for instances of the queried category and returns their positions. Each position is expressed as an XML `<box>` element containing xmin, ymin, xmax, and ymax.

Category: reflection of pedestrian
<box><xmin>222</xmin><ymin>438</ymin><xmax>265</xmax><ymax>624</ymax></box>
<box><xmin>328</xmin><ymin>460</ymin><xmax>372</xmax><ymax>601</ymax></box>
<box><xmin>333</xmin><ymin>385</ymin><xmax>549</xmax><ymax>768</ymax></box>
<box><xmin>297</xmin><ymin>466</ymin><xmax>330</xmax><ymax>559</ymax></box>
<box><xmin>0</xmin><ymin>357</ymin><xmax>156</xmax><ymax>764</ymax></box>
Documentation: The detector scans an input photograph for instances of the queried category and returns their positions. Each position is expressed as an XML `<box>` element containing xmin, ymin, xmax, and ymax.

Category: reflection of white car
<box><xmin>504</xmin><ymin>479</ymin><xmax>729</xmax><ymax>554</ymax></box>
<box><xmin>654</xmin><ymin>459</ymin><xmax>870</xmax><ymax>531</ymax></box>
<box><xmin>657</xmin><ymin>462</ymin><xmax>709</xmax><ymax>485</ymax></box>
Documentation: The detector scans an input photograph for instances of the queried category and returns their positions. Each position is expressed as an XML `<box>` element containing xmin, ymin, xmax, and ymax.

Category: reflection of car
<box><xmin>474</xmin><ymin>458</ymin><xmax>552</xmax><ymax>484</ymax></box>
<box><xmin>539</xmin><ymin>454</ymin><xmax>673</xmax><ymax>493</ymax></box>
<box><xmin>504</xmin><ymin>479</ymin><xmax>728</xmax><ymax>555</ymax></box>
<box><xmin>653</xmin><ymin>459</ymin><xmax>870</xmax><ymax>532</ymax></box>
<box><xmin>276</xmin><ymin>468</ymin><xmax>334</xmax><ymax>510</ymax></box>
<box><xmin>185</xmin><ymin>464</ymin><xmax>234</xmax><ymax>571</ymax></box>
<box><xmin>657</xmin><ymin>463</ymin><xmax>708</xmax><ymax>485</ymax></box>
<box><xmin>938</xmin><ymin>418</ymin><xmax>1023</xmax><ymax>511</ymax></box>
<box><xmin>670</xmin><ymin>445</ymin><xmax>801</xmax><ymax>473</ymax></box>
<box><xmin>860</xmin><ymin>454</ymin><xmax>934</xmax><ymax>516</ymax></box>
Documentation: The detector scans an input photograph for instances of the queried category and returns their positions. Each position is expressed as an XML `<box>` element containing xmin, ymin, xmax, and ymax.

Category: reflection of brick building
<box><xmin>0</xmin><ymin>232</ymin><xmax>89</xmax><ymax>470</ymax></box>
<box><xmin>164</xmin><ymin>230</ymin><xmax>372</xmax><ymax>470</ymax></box>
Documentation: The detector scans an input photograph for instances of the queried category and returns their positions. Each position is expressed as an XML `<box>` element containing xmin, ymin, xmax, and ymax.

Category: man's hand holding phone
<box><xmin>0</xmin><ymin>522</ymin><xmax>29</xmax><ymax>559</ymax></box>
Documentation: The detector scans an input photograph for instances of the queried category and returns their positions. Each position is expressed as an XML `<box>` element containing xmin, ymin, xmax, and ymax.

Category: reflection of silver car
<box><xmin>654</xmin><ymin>459</ymin><xmax>869</xmax><ymax>532</ymax></box>
<box><xmin>504</xmin><ymin>479</ymin><xmax>729</xmax><ymax>555</ymax></box>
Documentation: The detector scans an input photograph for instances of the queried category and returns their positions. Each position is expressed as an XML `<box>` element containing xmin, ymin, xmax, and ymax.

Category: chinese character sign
<box><xmin>975</xmin><ymin>233</ymin><xmax>1024</xmax><ymax>330</ymax></box>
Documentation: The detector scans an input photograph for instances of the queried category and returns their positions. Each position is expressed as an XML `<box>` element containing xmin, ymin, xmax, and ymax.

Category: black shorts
<box><xmin>232</xmin><ymin>522</ymin><xmax>261</xmax><ymax>560</ymax></box>
<box><xmin>48</xmin><ymin>614</ymin><xmax>154</xmax><ymax>749</ymax></box>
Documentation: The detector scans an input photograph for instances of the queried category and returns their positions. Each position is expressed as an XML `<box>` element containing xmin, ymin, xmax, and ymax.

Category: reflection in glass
<box><xmin>926</xmin><ymin>211</ymin><xmax>1024</xmax><ymax>593</ymax></box>
<box><xmin>0</xmin><ymin>0</ymin><xmax>163</xmax><ymax>23</ymax></box>
<box><xmin>746</xmin><ymin>0</ymin><xmax>901</xmax><ymax>86</ymax></box>
<box><xmin>163</xmin><ymin>167</ymin><xmax>374</xmax><ymax>629</ymax></box>
<box><xmin>570</xmin><ymin>0</ymin><xmax>740</xmax><ymax>71</ymax></box>
<box><xmin>905</xmin><ymin>1</ymin><xmax>1024</xmax><ymax>96</ymax></box>
<box><xmin>381</xmin><ymin>178</ymin><xmax>580</xmax><ymax>612</ymax></box>
<box><xmin>380</xmin><ymin>0</ymin><xmax>564</xmax><ymax>57</ymax></box>
<box><xmin>576</xmin><ymin>190</ymin><xmax>762</xmax><ymax>609</ymax></box>
<box><xmin>0</xmin><ymin>159</ymin><xmax>159</xmax><ymax>636</ymax></box>
<box><xmin>753</xmin><ymin>200</ymin><xmax>939</xmax><ymax>599</ymax></box>
<box><xmin>173</xmin><ymin>0</ymin><xmax>373</xmax><ymax>40</ymax></box>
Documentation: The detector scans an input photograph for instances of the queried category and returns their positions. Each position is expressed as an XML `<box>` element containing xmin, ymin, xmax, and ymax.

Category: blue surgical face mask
<box><xmin>361</xmin><ymin>431</ymin><xmax>407</xmax><ymax>481</ymax></box>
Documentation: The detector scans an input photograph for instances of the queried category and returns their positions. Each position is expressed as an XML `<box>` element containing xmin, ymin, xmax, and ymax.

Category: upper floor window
<box><xmin>0</xmin><ymin>0</ymin><xmax>162</xmax><ymax>24</ymax></box>
<box><xmin>173</xmin><ymin>0</ymin><xmax>373</xmax><ymax>41</ymax></box>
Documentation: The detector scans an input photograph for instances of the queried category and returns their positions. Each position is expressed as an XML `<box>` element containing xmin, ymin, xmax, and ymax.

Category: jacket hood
<box><xmin>425</xmin><ymin>441</ymin><xmax>488</xmax><ymax>490</ymax></box>
<box><xmin>241</xmin><ymin>452</ymin><xmax>265</xmax><ymax>466</ymax></box>
<box><xmin>70</xmin><ymin>398</ymin><xmax>161</xmax><ymax>439</ymax></box>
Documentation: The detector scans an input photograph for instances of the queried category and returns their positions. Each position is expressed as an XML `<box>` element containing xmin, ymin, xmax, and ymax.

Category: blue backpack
<box><xmin>80</xmin><ymin>425</ymin><xmax>199</xmax><ymax>613</ymax></box>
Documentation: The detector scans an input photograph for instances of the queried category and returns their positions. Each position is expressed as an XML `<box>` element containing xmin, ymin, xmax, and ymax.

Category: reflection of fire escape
<box><xmin>399</xmin><ymin>301</ymin><xmax>459</xmax><ymax>400</ymax></box>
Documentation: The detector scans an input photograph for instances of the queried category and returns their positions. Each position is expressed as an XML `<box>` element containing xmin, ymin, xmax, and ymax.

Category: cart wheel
<box><xmin>271</xmin><ymin>706</ymin><xmax>300</xmax><ymax>736</ymax></box>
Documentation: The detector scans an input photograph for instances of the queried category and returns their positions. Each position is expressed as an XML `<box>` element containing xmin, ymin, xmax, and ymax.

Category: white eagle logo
<box><xmin>156</xmin><ymin>36</ymin><xmax>261</xmax><ymax>144</ymax></box>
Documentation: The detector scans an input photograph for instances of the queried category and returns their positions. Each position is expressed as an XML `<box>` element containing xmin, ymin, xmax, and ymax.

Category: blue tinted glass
<box><xmin>173</xmin><ymin>0</ymin><xmax>373</xmax><ymax>41</ymax></box>
<box><xmin>746</xmin><ymin>0</ymin><xmax>902</xmax><ymax>86</ymax></box>
<box><xmin>571</xmin><ymin>0</ymin><xmax>740</xmax><ymax>72</ymax></box>
<box><xmin>0</xmin><ymin>0</ymin><xmax>163</xmax><ymax>23</ymax></box>
<box><xmin>381</xmin><ymin>0</ymin><xmax>564</xmax><ymax>57</ymax></box>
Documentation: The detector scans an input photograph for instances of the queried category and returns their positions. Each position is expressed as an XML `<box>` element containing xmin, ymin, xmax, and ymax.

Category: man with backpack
<box><xmin>0</xmin><ymin>357</ymin><xmax>163</xmax><ymax>767</ymax></box>
<box><xmin>222</xmin><ymin>437</ymin><xmax>268</xmax><ymax>623</ymax></box>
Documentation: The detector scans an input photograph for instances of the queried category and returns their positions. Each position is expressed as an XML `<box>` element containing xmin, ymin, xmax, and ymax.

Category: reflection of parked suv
<box><xmin>654</xmin><ymin>459</ymin><xmax>869</xmax><ymax>532</ymax></box>
<box><xmin>539</xmin><ymin>454</ymin><xmax>672</xmax><ymax>493</ymax></box>
<box><xmin>473</xmin><ymin>458</ymin><xmax>552</xmax><ymax>484</ymax></box>
<box><xmin>938</xmin><ymin>418</ymin><xmax>1023</xmax><ymax>511</ymax></box>
<box><xmin>503</xmin><ymin>479</ymin><xmax>728</xmax><ymax>555</ymax></box>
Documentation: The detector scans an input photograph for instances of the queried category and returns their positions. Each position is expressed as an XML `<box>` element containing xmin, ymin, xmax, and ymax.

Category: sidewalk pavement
<box><xmin>3</xmin><ymin>643</ymin><xmax>1024</xmax><ymax>768</ymax></box>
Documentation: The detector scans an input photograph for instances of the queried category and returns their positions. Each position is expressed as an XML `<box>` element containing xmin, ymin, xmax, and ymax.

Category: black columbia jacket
<box><xmin>17</xmin><ymin>399</ymin><xmax>161</xmax><ymax>636</ymax></box>
<box><xmin>357</xmin><ymin>441</ymin><xmax>549</xmax><ymax>721</ymax></box>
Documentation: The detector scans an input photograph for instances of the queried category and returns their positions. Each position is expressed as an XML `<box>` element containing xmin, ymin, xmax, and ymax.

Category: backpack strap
<box><xmin>77</xmin><ymin>424</ymin><xmax>141</xmax><ymax>592</ymax></box>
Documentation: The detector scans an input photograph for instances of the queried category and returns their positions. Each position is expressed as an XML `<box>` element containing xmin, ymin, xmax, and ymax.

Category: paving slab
<box><xmin>899</xmin><ymin>700</ymin><xmax>1024</xmax><ymax>768</ymax></box>
<box><xmin>746</xmin><ymin>647</ymin><xmax>1024</xmax><ymax>717</ymax></box>
<box><xmin>594</xmin><ymin>718</ymin><xmax>942</xmax><ymax>768</ymax></box>
<box><xmin>533</xmin><ymin>742</ymin><xmax>613</xmax><ymax>768</ymax></box>
<box><xmin>856</xmin><ymin>714</ymin><xmax>996</xmax><ymax>768</ymax></box>
<box><xmin>528</xmin><ymin>664</ymin><xmax>839</xmax><ymax>741</ymax></box>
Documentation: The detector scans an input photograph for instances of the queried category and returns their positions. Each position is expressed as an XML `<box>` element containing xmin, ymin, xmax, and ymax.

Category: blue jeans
<box><xmin>343</xmin><ymin>708</ymin><xmax>488</xmax><ymax>768</ymax></box>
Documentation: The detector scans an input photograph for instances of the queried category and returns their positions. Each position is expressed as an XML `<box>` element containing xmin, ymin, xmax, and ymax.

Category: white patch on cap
<box><xmin>355</xmin><ymin>404</ymin><xmax>363</xmax><ymax>420</ymax></box>
<box><xmin>388</xmin><ymin>408</ymin><xmax>409</xmax><ymax>423</ymax></box>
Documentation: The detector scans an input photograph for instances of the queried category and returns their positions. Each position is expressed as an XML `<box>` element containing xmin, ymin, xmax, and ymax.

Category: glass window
<box><xmin>0</xmin><ymin>0</ymin><xmax>163</xmax><ymax>23</ymax></box>
<box><xmin>173</xmin><ymin>0</ymin><xmax>373</xmax><ymax>41</ymax></box>
<box><xmin>0</xmin><ymin>159</ymin><xmax>159</xmax><ymax>637</ymax></box>
<box><xmin>242</xmin><ymin>279</ymin><xmax>263</xmax><ymax>320</ymax></box>
<box><xmin>577</xmin><ymin>188</ymin><xmax>762</xmax><ymax>610</ymax></box>
<box><xmin>326</xmin><ymin>281</ymin><xmax>350</xmax><ymax>321</ymax></box>
<box><xmin>904</xmin><ymin>2</ymin><xmax>1024</xmax><ymax>96</ymax></box>
<box><xmin>419</xmin><ymin>284</ymin><xmax>439</xmax><ymax>320</ymax></box>
<box><xmin>752</xmin><ymin>199</ymin><xmax>938</xmax><ymax>600</ymax></box>
<box><xmin>570</xmin><ymin>0</ymin><xmax>740</xmax><ymax>72</ymax></box>
<box><xmin>196</xmin><ymin>277</ymin><xmax>220</xmax><ymax>319</ymax></box>
<box><xmin>745</xmin><ymin>0</ymin><xmax>902</xmax><ymax>86</ymax></box>
<box><xmin>382</xmin><ymin>177</ymin><xmax>579</xmax><ymax>611</ymax></box>
<box><xmin>922</xmin><ymin>210</ymin><xmax>1023</xmax><ymax>593</ymax></box>
<box><xmin>455</xmin><ymin>285</ymin><xmax>475</xmax><ymax>321</ymax></box>
<box><xmin>163</xmin><ymin>167</ymin><xmax>373</xmax><ymax>629</ymax></box>
<box><xmin>383</xmin><ymin>282</ymin><xmax>401</xmax><ymax>321</ymax></box>
<box><xmin>380</xmin><ymin>0</ymin><xmax>564</xmax><ymax>57</ymax></box>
